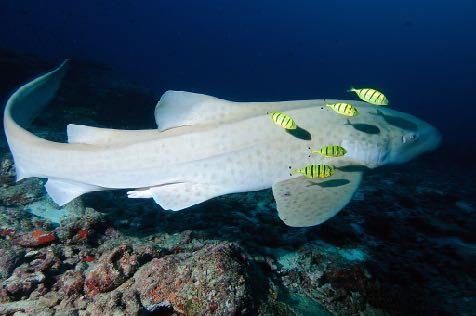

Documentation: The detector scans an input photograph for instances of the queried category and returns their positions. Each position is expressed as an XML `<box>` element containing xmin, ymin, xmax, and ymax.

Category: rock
<box><xmin>24</xmin><ymin>251</ymin><xmax>39</xmax><ymax>258</ymax></box>
<box><xmin>62</xmin><ymin>246</ymin><xmax>74</xmax><ymax>259</ymax></box>
<box><xmin>84</xmin><ymin>244</ymin><xmax>140</xmax><ymax>296</ymax></box>
<box><xmin>0</xmin><ymin>247</ymin><xmax>25</xmax><ymax>281</ymax></box>
<box><xmin>57</xmin><ymin>207</ymin><xmax>106</xmax><ymax>244</ymax></box>
<box><xmin>0</xmin><ymin>155</ymin><xmax>16</xmax><ymax>186</ymax></box>
<box><xmin>135</xmin><ymin>242</ymin><xmax>252</xmax><ymax>315</ymax></box>
<box><xmin>86</xmin><ymin>279</ymin><xmax>143</xmax><ymax>315</ymax></box>
<box><xmin>39</xmin><ymin>291</ymin><xmax>61</xmax><ymax>308</ymax></box>
<box><xmin>0</xmin><ymin>298</ymin><xmax>55</xmax><ymax>315</ymax></box>
<box><xmin>0</xmin><ymin>178</ymin><xmax>44</xmax><ymax>206</ymax></box>
<box><xmin>3</xmin><ymin>269</ymin><xmax>46</xmax><ymax>298</ymax></box>
<box><xmin>0</xmin><ymin>155</ymin><xmax>44</xmax><ymax>206</ymax></box>
<box><xmin>57</xmin><ymin>270</ymin><xmax>85</xmax><ymax>296</ymax></box>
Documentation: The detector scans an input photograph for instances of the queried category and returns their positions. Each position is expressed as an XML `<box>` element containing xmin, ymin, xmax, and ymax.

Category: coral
<box><xmin>76</xmin><ymin>229</ymin><xmax>89</xmax><ymax>241</ymax></box>
<box><xmin>82</xmin><ymin>256</ymin><xmax>95</xmax><ymax>263</ymax></box>
<box><xmin>13</xmin><ymin>230</ymin><xmax>57</xmax><ymax>247</ymax></box>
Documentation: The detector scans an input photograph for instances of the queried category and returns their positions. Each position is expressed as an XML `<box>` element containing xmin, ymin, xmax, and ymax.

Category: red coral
<box><xmin>31</xmin><ymin>229</ymin><xmax>45</xmax><ymax>238</ymax></box>
<box><xmin>34</xmin><ymin>220</ymin><xmax>45</xmax><ymax>227</ymax></box>
<box><xmin>31</xmin><ymin>230</ymin><xmax>56</xmax><ymax>245</ymax></box>
<box><xmin>209</xmin><ymin>301</ymin><xmax>219</xmax><ymax>313</ymax></box>
<box><xmin>82</xmin><ymin>256</ymin><xmax>95</xmax><ymax>262</ymax></box>
<box><xmin>76</xmin><ymin>229</ymin><xmax>89</xmax><ymax>240</ymax></box>
<box><xmin>0</xmin><ymin>228</ymin><xmax>15</xmax><ymax>237</ymax></box>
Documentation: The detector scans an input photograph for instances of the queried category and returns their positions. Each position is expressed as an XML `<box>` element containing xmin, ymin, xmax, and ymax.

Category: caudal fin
<box><xmin>3</xmin><ymin>60</ymin><xmax>70</xmax><ymax>180</ymax></box>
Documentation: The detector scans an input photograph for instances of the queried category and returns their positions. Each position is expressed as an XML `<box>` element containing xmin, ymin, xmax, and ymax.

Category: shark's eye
<box><xmin>402</xmin><ymin>133</ymin><xmax>418</xmax><ymax>143</ymax></box>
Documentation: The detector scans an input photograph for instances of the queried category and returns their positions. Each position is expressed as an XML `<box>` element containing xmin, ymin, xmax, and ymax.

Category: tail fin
<box><xmin>347</xmin><ymin>87</ymin><xmax>356</xmax><ymax>93</ymax></box>
<box><xmin>3</xmin><ymin>60</ymin><xmax>70</xmax><ymax>180</ymax></box>
<box><xmin>5</xmin><ymin>60</ymin><xmax>69</xmax><ymax>127</ymax></box>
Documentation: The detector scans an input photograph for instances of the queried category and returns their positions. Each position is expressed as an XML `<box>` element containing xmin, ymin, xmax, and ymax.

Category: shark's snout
<box><xmin>388</xmin><ymin>116</ymin><xmax>441</xmax><ymax>165</ymax></box>
<box><xmin>419</xmin><ymin>122</ymin><xmax>442</xmax><ymax>153</ymax></box>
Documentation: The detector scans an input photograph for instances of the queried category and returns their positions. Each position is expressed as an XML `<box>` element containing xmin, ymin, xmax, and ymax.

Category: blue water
<box><xmin>1</xmin><ymin>0</ymin><xmax>475</xmax><ymax>142</ymax></box>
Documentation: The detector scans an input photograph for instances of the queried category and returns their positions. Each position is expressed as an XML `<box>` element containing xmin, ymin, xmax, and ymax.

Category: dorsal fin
<box><xmin>155</xmin><ymin>91</ymin><xmax>230</xmax><ymax>131</ymax></box>
<box><xmin>154</xmin><ymin>90</ymin><xmax>327</xmax><ymax>131</ymax></box>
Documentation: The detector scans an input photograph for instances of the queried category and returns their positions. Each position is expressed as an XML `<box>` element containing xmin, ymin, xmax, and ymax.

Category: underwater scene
<box><xmin>0</xmin><ymin>1</ymin><xmax>475</xmax><ymax>315</ymax></box>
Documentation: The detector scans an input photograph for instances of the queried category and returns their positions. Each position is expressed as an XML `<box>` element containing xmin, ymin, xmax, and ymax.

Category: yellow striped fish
<box><xmin>290</xmin><ymin>164</ymin><xmax>335</xmax><ymax>179</ymax></box>
<box><xmin>326</xmin><ymin>103</ymin><xmax>359</xmax><ymax>117</ymax></box>
<box><xmin>309</xmin><ymin>145</ymin><xmax>347</xmax><ymax>158</ymax></box>
<box><xmin>349</xmin><ymin>87</ymin><xmax>389</xmax><ymax>105</ymax></box>
<box><xmin>268</xmin><ymin>111</ymin><xmax>297</xmax><ymax>130</ymax></box>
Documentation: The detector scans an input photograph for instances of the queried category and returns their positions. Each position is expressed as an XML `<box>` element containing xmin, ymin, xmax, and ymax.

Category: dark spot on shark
<box><xmin>345</xmin><ymin>119</ymin><xmax>380</xmax><ymax>134</ymax></box>
<box><xmin>307</xmin><ymin>179</ymin><xmax>350</xmax><ymax>188</ymax></box>
<box><xmin>286</xmin><ymin>126</ymin><xmax>311</xmax><ymax>140</ymax></box>
<box><xmin>372</xmin><ymin>110</ymin><xmax>418</xmax><ymax>131</ymax></box>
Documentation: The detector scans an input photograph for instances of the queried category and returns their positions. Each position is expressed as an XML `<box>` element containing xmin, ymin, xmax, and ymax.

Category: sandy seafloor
<box><xmin>0</xmin><ymin>51</ymin><xmax>475</xmax><ymax>315</ymax></box>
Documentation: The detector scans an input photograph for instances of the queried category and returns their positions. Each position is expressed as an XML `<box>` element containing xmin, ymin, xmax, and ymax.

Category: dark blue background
<box><xmin>1</xmin><ymin>0</ymin><xmax>475</xmax><ymax>141</ymax></box>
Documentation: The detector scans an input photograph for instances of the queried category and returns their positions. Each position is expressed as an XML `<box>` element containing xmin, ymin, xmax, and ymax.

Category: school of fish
<box><xmin>270</xmin><ymin>87</ymin><xmax>389</xmax><ymax>180</ymax></box>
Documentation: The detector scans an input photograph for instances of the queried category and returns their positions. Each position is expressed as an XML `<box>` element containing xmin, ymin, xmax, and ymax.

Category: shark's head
<box><xmin>384</xmin><ymin>111</ymin><xmax>441</xmax><ymax>165</ymax></box>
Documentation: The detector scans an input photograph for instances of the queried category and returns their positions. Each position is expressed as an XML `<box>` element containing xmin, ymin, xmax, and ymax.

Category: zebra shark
<box><xmin>3</xmin><ymin>61</ymin><xmax>441</xmax><ymax>227</ymax></box>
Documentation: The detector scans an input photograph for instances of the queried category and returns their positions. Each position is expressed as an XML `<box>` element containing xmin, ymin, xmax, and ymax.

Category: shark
<box><xmin>3</xmin><ymin>61</ymin><xmax>441</xmax><ymax>227</ymax></box>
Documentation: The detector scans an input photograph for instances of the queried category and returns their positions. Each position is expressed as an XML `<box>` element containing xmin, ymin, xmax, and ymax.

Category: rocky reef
<box><xmin>0</xmin><ymin>51</ymin><xmax>475</xmax><ymax>315</ymax></box>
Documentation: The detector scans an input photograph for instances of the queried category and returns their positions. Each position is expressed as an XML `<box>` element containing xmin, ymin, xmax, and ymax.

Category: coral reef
<box><xmin>0</xmin><ymin>51</ymin><xmax>474</xmax><ymax>315</ymax></box>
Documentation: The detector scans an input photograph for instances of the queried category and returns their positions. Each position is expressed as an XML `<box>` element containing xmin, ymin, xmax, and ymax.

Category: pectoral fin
<box><xmin>272</xmin><ymin>169</ymin><xmax>363</xmax><ymax>227</ymax></box>
<box><xmin>45</xmin><ymin>179</ymin><xmax>104</xmax><ymax>206</ymax></box>
<box><xmin>127</xmin><ymin>182</ymin><xmax>226</xmax><ymax>211</ymax></box>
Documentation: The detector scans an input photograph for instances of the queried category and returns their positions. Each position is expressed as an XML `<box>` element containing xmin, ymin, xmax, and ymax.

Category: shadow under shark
<box><xmin>3</xmin><ymin>61</ymin><xmax>441</xmax><ymax>227</ymax></box>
